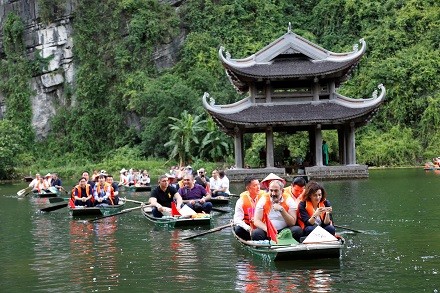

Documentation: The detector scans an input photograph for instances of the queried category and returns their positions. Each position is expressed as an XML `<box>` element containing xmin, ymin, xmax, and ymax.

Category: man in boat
<box><xmin>50</xmin><ymin>173</ymin><xmax>63</xmax><ymax>191</ymax></box>
<box><xmin>252</xmin><ymin>180</ymin><xmax>303</xmax><ymax>242</ymax></box>
<box><xmin>209</xmin><ymin>169</ymin><xmax>229</xmax><ymax>197</ymax></box>
<box><xmin>149</xmin><ymin>175</ymin><xmax>183</xmax><ymax>217</ymax></box>
<box><xmin>233</xmin><ymin>176</ymin><xmax>266</xmax><ymax>240</ymax></box>
<box><xmin>283</xmin><ymin>176</ymin><xmax>307</xmax><ymax>207</ymax></box>
<box><xmin>82</xmin><ymin>171</ymin><xmax>95</xmax><ymax>189</ymax></box>
<box><xmin>219</xmin><ymin>170</ymin><xmax>230</xmax><ymax>195</ymax></box>
<box><xmin>178</xmin><ymin>174</ymin><xmax>212</xmax><ymax>214</ymax></box>
<box><xmin>72</xmin><ymin>177</ymin><xmax>94</xmax><ymax>207</ymax></box>
<box><xmin>194</xmin><ymin>168</ymin><xmax>210</xmax><ymax>192</ymax></box>
<box><xmin>106</xmin><ymin>175</ymin><xmax>120</xmax><ymax>205</ymax></box>
<box><xmin>93</xmin><ymin>173</ymin><xmax>113</xmax><ymax>205</ymax></box>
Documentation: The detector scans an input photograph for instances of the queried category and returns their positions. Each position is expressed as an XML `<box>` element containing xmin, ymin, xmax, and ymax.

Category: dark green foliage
<box><xmin>2</xmin><ymin>0</ymin><xmax>440</xmax><ymax>177</ymax></box>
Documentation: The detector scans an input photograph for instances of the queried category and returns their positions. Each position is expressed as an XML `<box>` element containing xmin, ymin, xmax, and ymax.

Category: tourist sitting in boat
<box><xmin>138</xmin><ymin>170</ymin><xmax>151</xmax><ymax>186</ymax></box>
<box><xmin>33</xmin><ymin>176</ymin><xmax>50</xmax><ymax>193</ymax></box>
<box><xmin>28</xmin><ymin>173</ymin><xmax>41</xmax><ymax>189</ymax></box>
<box><xmin>91</xmin><ymin>170</ymin><xmax>99</xmax><ymax>182</ymax></box>
<box><xmin>233</xmin><ymin>176</ymin><xmax>266</xmax><ymax>240</ymax></box>
<box><xmin>106</xmin><ymin>175</ymin><xmax>120</xmax><ymax>205</ymax></box>
<box><xmin>50</xmin><ymin>173</ymin><xmax>63</xmax><ymax>190</ymax></box>
<box><xmin>82</xmin><ymin>171</ymin><xmax>95</xmax><ymax>188</ymax></box>
<box><xmin>194</xmin><ymin>168</ymin><xmax>210</xmax><ymax>192</ymax></box>
<box><xmin>283</xmin><ymin>176</ymin><xmax>307</xmax><ymax>206</ymax></box>
<box><xmin>149</xmin><ymin>175</ymin><xmax>183</xmax><ymax>218</ymax></box>
<box><xmin>119</xmin><ymin>168</ymin><xmax>129</xmax><ymax>186</ymax></box>
<box><xmin>298</xmin><ymin>181</ymin><xmax>335</xmax><ymax>236</ymax></box>
<box><xmin>219</xmin><ymin>170</ymin><xmax>230</xmax><ymax>195</ymax></box>
<box><xmin>260</xmin><ymin>173</ymin><xmax>286</xmax><ymax>192</ymax></box>
<box><xmin>72</xmin><ymin>177</ymin><xmax>94</xmax><ymax>207</ymax></box>
<box><xmin>178</xmin><ymin>174</ymin><xmax>212</xmax><ymax>214</ymax></box>
<box><xmin>93</xmin><ymin>174</ymin><xmax>113</xmax><ymax>205</ymax></box>
<box><xmin>252</xmin><ymin>180</ymin><xmax>303</xmax><ymax>242</ymax></box>
<box><xmin>209</xmin><ymin>169</ymin><xmax>229</xmax><ymax>197</ymax></box>
<box><xmin>165</xmin><ymin>173</ymin><xmax>179</xmax><ymax>190</ymax></box>
<box><xmin>44</xmin><ymin>173</ymin><xmax>53</xmax><ymax>186</ymax></box>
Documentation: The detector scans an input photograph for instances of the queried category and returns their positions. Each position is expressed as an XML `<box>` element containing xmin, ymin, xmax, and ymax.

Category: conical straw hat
<box><xmin>260</xmin><ymin>173</ymin><xmax>286</xmax><ymax>190</ymax></box>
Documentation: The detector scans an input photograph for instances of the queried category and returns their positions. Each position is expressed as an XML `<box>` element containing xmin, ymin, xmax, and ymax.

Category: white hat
<box><xmin>186</xmin><ymin>165</ymin><xmax>192</xmax><ymax>169</ymax></box>
<box><xmin>120</xmin><ymin>168</ymin><xmax>127</xmax><ymax>174</ymax></box>
<box><xmin>45</xmin><ymin>173</ymin><xmax>52</xmax><ymax>178</ymax></box>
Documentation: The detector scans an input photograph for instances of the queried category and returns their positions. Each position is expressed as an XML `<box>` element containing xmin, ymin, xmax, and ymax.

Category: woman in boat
<box><xmin>138</xmin><ymin>170</ymin><xmax>151</xmax><ymax>186</ymax></box>
<box><xmin>72</xmin><ymin>177</ymin><xmax>94</xmax><ymax>207</ymax></box>
<box><xmin>93</xmin><ymin>174</ymin><xmax>112</xmax><ymax>205</ymax></box>
<box><xmin>298</xmin><ymin>181</ymin><xmax>335</xmax><ymax>236</ymax></box>
<box><xmin>33</xmin><ymin>176</ymin><xmax>50</xmax><ymax>193</ymax></box>
<box><xmin>106</xmin><ymin>175</ymin><xmax>120</xmax><ymax>205</ymax></box>
<box><xmin>119</xmin><ymin>168</ymin><xmax>129</xmax><ymax>186</ymax></box>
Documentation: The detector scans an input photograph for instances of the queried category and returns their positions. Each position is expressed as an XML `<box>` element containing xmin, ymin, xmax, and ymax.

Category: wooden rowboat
<box><xmin>69</xmin><ymin>199</ymin><xmax>126</xmax><ymax>218</ymax></box>
<box><xmin>32</xmin><ymin>188</ymin><xmax>61</xmax><ymax>198</ymax></box>
<box><xmin>232</xmin><ymin>225</ymin><xmax>344</xmax><ymax>261</ymax></box>
<box><xmin>129</xmin><ymin>185</ymin><xmax>151</xmax><ymax>192</ymax></box>
<box><xmin>209</xmin><ymin>195</ymin><xmax>231</xmax><ymax>205</ymax></box>
<box><xmin>141</xmin><ymin>204</ymin><xmax>211</xmax><ymax>227</ymax></box>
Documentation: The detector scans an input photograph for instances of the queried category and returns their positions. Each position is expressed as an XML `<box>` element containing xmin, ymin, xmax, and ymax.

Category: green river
<box><xmin>0</xmin><ymin>168</ymin><xmax>438</xmax><ymax>292</ymax></box>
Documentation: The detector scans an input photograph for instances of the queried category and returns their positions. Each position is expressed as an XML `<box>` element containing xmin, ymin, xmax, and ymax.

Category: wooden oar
<box><xmin>123</xmin><ymin>198</ymin><xmax>145</xmax><ymax>204</ymax></box>
<box><xmin>17</xmin><ymin>186</ymin><xmax>32</xmax><ymax>197</ymax></box>
<box><xmin>40</xmin><ymin>203</ymin><xmax>68</xmax><ymax>212</ymax></box>
<box><xmin>334</xmin><ymin>224</ymin><xmax>364</xmax><ymax>233</ymax></box>
<box><xmin>89</xmin><ymin>205</ymin><xmax>144</xmax><ymax>222</ymax></box>
<box><xmin>181</xmin><ymin>223</ymin><xmax>232</xmax><ymax>240</ymax></box>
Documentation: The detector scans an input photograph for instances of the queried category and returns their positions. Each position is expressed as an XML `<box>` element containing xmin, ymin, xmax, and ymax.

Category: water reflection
<box><xmin>235</xmin><ymin>259</ymin><xmax>340</xmax><ymax>292</ymax></box>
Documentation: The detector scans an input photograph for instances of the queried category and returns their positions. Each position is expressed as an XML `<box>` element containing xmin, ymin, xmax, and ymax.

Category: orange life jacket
<box><xmin>72</xmin><ymin>184</ymin><xmax>93</xmax><ymax>203</ymax></box>
<box><xmin>240</xmin><ymin>190</ymin><xmax>264</xmax><ymax>229</ymax></box>
<box><xmin>297</xmin><ymin>200</ymin><xmax>331</xmax><ymax>229</ymax></box>
<box><xmin>261</xmin><ymin>193</ymin><xmax>290</xmax><ymax>222</ymax></box>
<box><xmin>95</xmin><ymin>182</ymin><xmax>113</xmax><ymax>204</ymax></box>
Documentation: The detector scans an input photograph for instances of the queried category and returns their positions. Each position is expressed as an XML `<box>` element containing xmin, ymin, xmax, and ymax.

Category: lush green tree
<box><xmin>0</xmin><ymin>120</ymin><xmax>25</xmax><ymax>179</ymax></box>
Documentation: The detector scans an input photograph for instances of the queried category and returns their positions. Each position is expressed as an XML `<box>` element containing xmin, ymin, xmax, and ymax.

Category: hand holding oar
<box><xmin>182</xmin><ymin>223</ymin><xmax>232</xmax><ymax>240</ymax></box>
<box><xmin>334</xmin><ymin>224</ymin><xmax>364</xmax><ymax>233</ymax></box>
<box><xmin>17</xmin><ymin>186</ymin><xmax>33</xmax><ymax>197</ymax></box>
<box><xmin>89</xmin><ymin>205</ymin><xmax>145</xmax><ymax>222</ymax></box>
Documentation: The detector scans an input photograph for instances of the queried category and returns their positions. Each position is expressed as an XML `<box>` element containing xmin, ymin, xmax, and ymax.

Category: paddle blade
<box><xmin>171</xmin><ymin>202</ymin><xmax>181</xmax><ymax>216</ymax></box>
<box><xmin>264</xmin><ymin>213</ymin><xmax>278</xmax><ymax>243</ymax></box>
<box><xmin>40</xmin><ymin>203</ymin><xmax>68</xmax><ymax>212</ymax></box>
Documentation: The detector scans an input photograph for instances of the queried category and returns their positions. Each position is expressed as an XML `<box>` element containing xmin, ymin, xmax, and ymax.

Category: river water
<box><xmin>0</xmin><ymin>168</ymin><xmax>438</xmax><ymax>292</ymax></box>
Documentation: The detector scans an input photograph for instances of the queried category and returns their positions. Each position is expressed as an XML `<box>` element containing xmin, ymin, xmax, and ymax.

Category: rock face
<box><xmin>0</xmin><ymin>0</ymin><xmax>185</xmax><ymax>139</ymax></box>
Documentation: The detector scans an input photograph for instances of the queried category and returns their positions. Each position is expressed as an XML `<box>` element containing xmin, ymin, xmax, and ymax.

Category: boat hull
<box><xmin>69</xmin><ymin>200</ymin><xmax>126</xmax><ymax>218</ymax></box>
<box><xmin>141</xmin><ymin>204</ymin><xmax>211</xmax><ymax>227</ymax></box>
<box><xmin>232</xmin><ymin>226</ymin><xmax>344</xmax><ymax>261</ymax></box>
<box><xmin>129</xmin><ymin>185</ymin><xmax>151</xmax><ymax>192</ymax></box>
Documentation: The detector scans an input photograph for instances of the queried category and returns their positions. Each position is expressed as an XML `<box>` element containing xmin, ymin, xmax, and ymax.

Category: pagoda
<box><xmin>202</xmin><ymin>24</ymin><xmax>385</xmax><ymax>179</ymax></box>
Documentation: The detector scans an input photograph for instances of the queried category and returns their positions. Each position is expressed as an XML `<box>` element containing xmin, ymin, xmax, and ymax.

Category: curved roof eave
<box><xmin>202</xmin><ymin>92</ymin><xmax>252</xmax><ymax>114</ymax></box>
<box><xmin>333</xmin><ymin>84</ymin><xmax>386</xmax><ymax>108</ymax></box>
<box><xmin>218</xmin><ymin>37</ymin><xmax>367</xmax><ymax>69</ymax></box>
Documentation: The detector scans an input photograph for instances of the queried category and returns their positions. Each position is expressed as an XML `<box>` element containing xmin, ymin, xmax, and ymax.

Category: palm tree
<box><xmin>200</xmin><ymin>117</ymin><xmax>232</xmax><ymax>162</ymax></box>
<box><xmin>164</xmin><ymin>110</ymin><xmax>206</xmax><ymax>166</ymax></box>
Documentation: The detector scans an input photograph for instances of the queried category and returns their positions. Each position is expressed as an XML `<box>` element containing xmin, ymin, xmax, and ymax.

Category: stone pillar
<box><xmin>266</xmin><ymin>126</ymin><xmax>274</xmax><ymax>167</ymax></box>
<box><xmin>265</xmin><ymin>80</ymin><xmax>271</xmax><ymax>103</ymax></box>
<box><xmin>313</xmin><ymin>77</ymin><xmax>320</xmax><ymax>101</ymax></box>
<box><xmin>338</xmin><ymin>127</ymin><xmax>346</xmax><ymax>165</ymax></box>
<box><xmin>329</xmin><ymin>81</ymin><xmax>336</xmax><ymax>100</ymax></box>
<box><xmin>315</xmin><ymin>124</ymin><xmax>323</xmax><ymax>166</ymax></box>
<box><xmin>347</xmin><ymin>122</ymin><xmax>356</xmax><ymax>165</ymax></box>
<box><xmin>234</xmin><ymin>127</ymin><xmax>244</xmax><ymax>168</ymax></box>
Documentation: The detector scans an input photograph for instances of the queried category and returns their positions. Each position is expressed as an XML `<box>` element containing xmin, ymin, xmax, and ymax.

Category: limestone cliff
<box><xmin>0</xmin><ymin>0</ymin><xmax>185</xmax><ymax>139</ymax></box>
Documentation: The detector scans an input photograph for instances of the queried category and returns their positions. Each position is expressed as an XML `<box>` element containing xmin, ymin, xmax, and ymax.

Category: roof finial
<box><xmin>288</xmin><ymin>22</ymin><xmax>292</xmax><ymax>33</ymax></box>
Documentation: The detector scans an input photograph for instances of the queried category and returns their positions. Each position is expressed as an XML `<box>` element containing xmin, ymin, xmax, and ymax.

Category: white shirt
<box><xmin>220</xmin><ymin>176</ymin><xmax>230</xmax><ymax>194</ymax></box>
<box><xmin>255</xmin><ymin>196</ymin><xmax>296</xmax><ymax>231</ymax></box>
<box><xmin>209</xmin><ymin>177</ymin><xmax>223</xmax><ymax>191</ymax></box>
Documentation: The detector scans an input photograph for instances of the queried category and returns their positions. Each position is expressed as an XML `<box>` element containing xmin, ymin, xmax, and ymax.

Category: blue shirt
<box><xmin>178</xmin><ymin>184</ymin><xmax>206</xmax><ymax>200</ymax></box>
